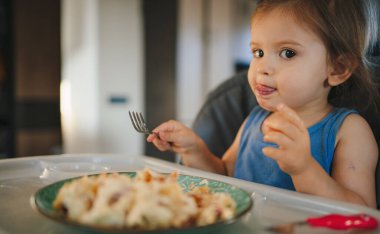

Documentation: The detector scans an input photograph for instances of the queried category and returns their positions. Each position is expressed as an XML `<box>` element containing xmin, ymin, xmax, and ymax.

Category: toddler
<box><xmin>148</xmin><ymin>0</ymin><xmax>379</xmax><ymax>208</ymax></box>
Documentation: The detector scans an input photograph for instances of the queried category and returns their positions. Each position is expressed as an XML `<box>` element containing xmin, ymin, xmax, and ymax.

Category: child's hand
<box><xmin>147</xmin><ymin>120</ymin><xmax>202</xmax><ymax>157</ymax></box>
<box><xmin>262</xmin><ymin>104</ymin><xmax>313</xmax><ymax>176</ymax></box>
<box><xmin>148</xmin><ymin>120</ymin><xmax>226</xmax><ymax>174</ymax></box>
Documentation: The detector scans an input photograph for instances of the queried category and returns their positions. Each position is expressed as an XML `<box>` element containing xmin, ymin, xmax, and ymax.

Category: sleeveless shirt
<box><xmin>234</xmin><ymin>106</ymin><xmax>357</xmax><ymax>190</ymax></box>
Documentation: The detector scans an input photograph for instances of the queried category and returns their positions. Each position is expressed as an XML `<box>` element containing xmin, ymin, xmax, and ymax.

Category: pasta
<box><xmin>53</xmin><ymin>169</ymin><xmax>236</xmax><ymax>230</ymax></box>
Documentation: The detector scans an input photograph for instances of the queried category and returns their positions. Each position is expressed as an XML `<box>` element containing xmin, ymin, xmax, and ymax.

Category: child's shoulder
<box><xmin>340</xmin><ymin>111</ymin><xmax>370</xmax><ymax>131</ymax></box>
<box><xmin>337</xmin><ymin>111</ymin><xmax>376</xmax><ymax>146</ymax></box>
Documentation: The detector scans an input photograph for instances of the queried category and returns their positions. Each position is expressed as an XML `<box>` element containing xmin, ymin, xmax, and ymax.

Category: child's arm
<box><xmin>323</xmin><ymin>114</ymin><xmax>377</xmax><ymax>207</ymax></box>
<box><xmin>262</xmin><ymin>104</ymin><xmax>378</xmax><ymax>208</ymax></box>
<box><xmin>146</xmin><ymin>120</ymin><xmax>228</xmax><ymax>174</ymax></box>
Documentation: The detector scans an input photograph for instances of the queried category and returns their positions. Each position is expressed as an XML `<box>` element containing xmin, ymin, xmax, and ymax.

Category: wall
<box><xmin>61</xmin><ymin>0</ymin><xmax>99</xmax><ymax>153</ymax></box>
<box><xmin>98</xmin><ymin>0</ymin><xmax>144</xmax><ymax>154</ymax></box>
<box><xmin>61</xmin><ymin>0</ymin><xmax>144</xmax><ymax>155</ymax></box>
<box><xmin>176</xmin><ymin>0</ymin><xmax>254</xmax><ymax>126</ymax></box>
<box><xmin>176</xmin><ymin>0</ymin><xmax>205</xmax><ymax>127</ymax></box>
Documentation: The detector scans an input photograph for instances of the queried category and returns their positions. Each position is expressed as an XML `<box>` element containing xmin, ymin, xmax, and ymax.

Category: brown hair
<box><xmin>252</xmin><ymin>0</ymin><xmax>380</xmax><ymax>112</ymax></box>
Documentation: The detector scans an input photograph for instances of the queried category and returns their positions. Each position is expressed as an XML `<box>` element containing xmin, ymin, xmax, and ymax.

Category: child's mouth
<box><xmin>255</xmin><ymin>84</ymin><xmax>276</xmax><ymax>96</ymax></box>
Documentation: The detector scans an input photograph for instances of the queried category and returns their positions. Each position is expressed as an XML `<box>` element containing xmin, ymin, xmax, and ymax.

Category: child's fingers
<box><xmin>146</xmin><ymin>121</ymin><xmax>178</xmax><ymax>151</ymax></box>
<box><xmin>151</xmin><ymin>120</ymin><xmax>183</xmax><ymax>140</ymax></box>
<box><xmin>157</xmin><ymin>121</ymin><xmax>193</xmax><ymax>143</ymax></box>
<box><xmin>264</xmin><ymin>113</ymin><xmax>301</xmax><ymax>141</ymax></box>
<box><xmin>263</xmin><ymin>131</ymin><xmax>292</xmax><ymax>148</ymax></box>
<box><xmin>146</xmin><ymin>133</ymin><xmax>157</xmax><ymax>142</ymax></box>
<box><xmin>152</xmin><ymin>120</ymin><xmax>179</xmax><ymax>133</ymax></box>
<box><xmin>149</xmin><ymin>137</ymin><xmax>171</xmax><ymax>151</ymax></box>
<box><xmin>148</xmin><ymin>120</ymin><xmax>180</xmax><ymax>142</ymax></box>
<box><xmin>276</xmin><ymin>103</ymin><xmax>305</xmax><ymax>131</ymax></box>
<box><xmin>158</xmin><ymin>130</ymin><xmax>180</xmax><ymax>143</ymax></box>
<box><xmin>262</xmin><ymin>146</ymin><xmax>281</xmax><ymax>160</ymax></box>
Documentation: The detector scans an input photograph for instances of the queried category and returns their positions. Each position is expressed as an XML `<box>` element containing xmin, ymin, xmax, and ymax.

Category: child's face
<box><xmin>248</xmin><ymin>9</ymin><xmax>332</xmax><ymax>113</ymax></box>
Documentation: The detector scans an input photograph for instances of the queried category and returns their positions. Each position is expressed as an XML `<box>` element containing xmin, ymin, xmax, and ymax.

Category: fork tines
<box><xmin>128</xmin><ymin>111</ymin><xmax>150</xmax><ymax>134</ymax></box>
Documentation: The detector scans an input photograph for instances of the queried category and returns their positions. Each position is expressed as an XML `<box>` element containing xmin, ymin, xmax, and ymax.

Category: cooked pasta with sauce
<box><xmin>53</xmin><ymin>169</ymin><xmax>236</xmax><ymax>230</ymax></box>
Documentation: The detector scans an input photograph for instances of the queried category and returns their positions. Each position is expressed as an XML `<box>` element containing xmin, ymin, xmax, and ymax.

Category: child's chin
<box><xmin>258</xmin><ymin>101</ymin><xmax>277</xmax><ymax>112</ymax></box>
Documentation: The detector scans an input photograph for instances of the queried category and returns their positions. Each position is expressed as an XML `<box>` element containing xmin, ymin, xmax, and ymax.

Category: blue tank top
<box><xmin>234</xmin><ymin>106</ymin><xmax>357</xmax><ymax>190</ymax></box>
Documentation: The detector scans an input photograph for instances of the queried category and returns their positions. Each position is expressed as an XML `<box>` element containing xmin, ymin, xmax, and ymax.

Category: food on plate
<box><xmin>53</xmin><ymin>169</ymin><xmax>236</xmax><ymax>230</ymax></box>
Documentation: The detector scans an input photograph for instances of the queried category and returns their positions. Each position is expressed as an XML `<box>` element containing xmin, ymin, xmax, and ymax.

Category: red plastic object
<box><xmin>306</xmin><ymin>214</ymin><xmax>378</xmax><ymax>230</ymax></box>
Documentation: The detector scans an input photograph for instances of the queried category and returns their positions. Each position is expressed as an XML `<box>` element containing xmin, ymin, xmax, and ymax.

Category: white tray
<box><xmin>0</xmin><ymin>153</ymin><xmax>379</xmax><ymax>234</ymax></box>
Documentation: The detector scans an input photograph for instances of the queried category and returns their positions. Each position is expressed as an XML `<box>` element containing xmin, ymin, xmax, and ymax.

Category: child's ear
<box><xmin>327</xmin><ymin>55</ymin><xmax>356</xmax><ymax>86</ymax></box>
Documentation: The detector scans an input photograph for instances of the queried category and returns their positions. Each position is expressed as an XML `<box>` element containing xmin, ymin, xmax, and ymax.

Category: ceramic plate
<box><xmin>33</xmin><ymin>172</ymin><xmax>252</xmax><ymax>233</ymax></box>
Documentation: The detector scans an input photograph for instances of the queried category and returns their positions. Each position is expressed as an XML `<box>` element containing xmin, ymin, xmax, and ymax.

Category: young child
<box><xmin>147</xmin><ymin>0</ymin><xmax>379</xmax><ymax>208</ymax></box>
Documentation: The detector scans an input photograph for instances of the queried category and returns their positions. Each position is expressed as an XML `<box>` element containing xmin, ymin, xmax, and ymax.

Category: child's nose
<box><xmin>256</xmin><ymin>57</ymin><xmax>274</xmax><ymax>76</ymax></box>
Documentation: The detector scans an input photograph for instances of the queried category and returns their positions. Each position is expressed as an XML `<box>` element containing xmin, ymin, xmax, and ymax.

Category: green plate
<box><xmin>33</xmin><ymin>172</ymin><xmax>252</xmax><ymax>233</ymax></box>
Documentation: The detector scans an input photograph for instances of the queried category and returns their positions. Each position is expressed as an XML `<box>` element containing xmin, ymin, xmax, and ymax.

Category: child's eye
<box><xmin>253</xmin><ymin>49</ymin><xmax>264</xmax><ymax>58</ymax></box>
<box><xmin>280</xmin><ymin>49</ymin><xmax>296</xmax><ymax>59</ymax></box>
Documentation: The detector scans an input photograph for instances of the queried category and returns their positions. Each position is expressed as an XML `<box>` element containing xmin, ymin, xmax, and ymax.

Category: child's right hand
<box><xmin>146</xmin><ymin>120</ymin><xmax>203</xmax><ymax>158</ymax></box>
<box><xmin>147</xmin><ymin>120</ymin><xmax>226</xmax><ymax>174</ymax></box>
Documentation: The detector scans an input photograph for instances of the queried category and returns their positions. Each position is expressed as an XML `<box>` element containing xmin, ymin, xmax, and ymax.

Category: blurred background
<box><xmin>0</xmin><ymin>0</ymin><xmax>256</xmax><ymax>161</ymax></box>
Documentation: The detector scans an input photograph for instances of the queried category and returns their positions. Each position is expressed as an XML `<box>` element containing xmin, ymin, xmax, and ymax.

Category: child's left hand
<box><xmin>262</xmin><ymin>103</ymin><xmax>313</xmax><ymax>176</ymax></box>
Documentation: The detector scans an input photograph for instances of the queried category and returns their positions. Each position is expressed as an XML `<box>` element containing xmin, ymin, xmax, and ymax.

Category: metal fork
<box><xmin>129</xmin><ymin>111</ymin><xmax>174</xmax><ymax>154</ymax></box>
<box><xmin>128</xmin><ymin>111</ymin><xmax>156</xmax><ymax>136</ymax></box>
